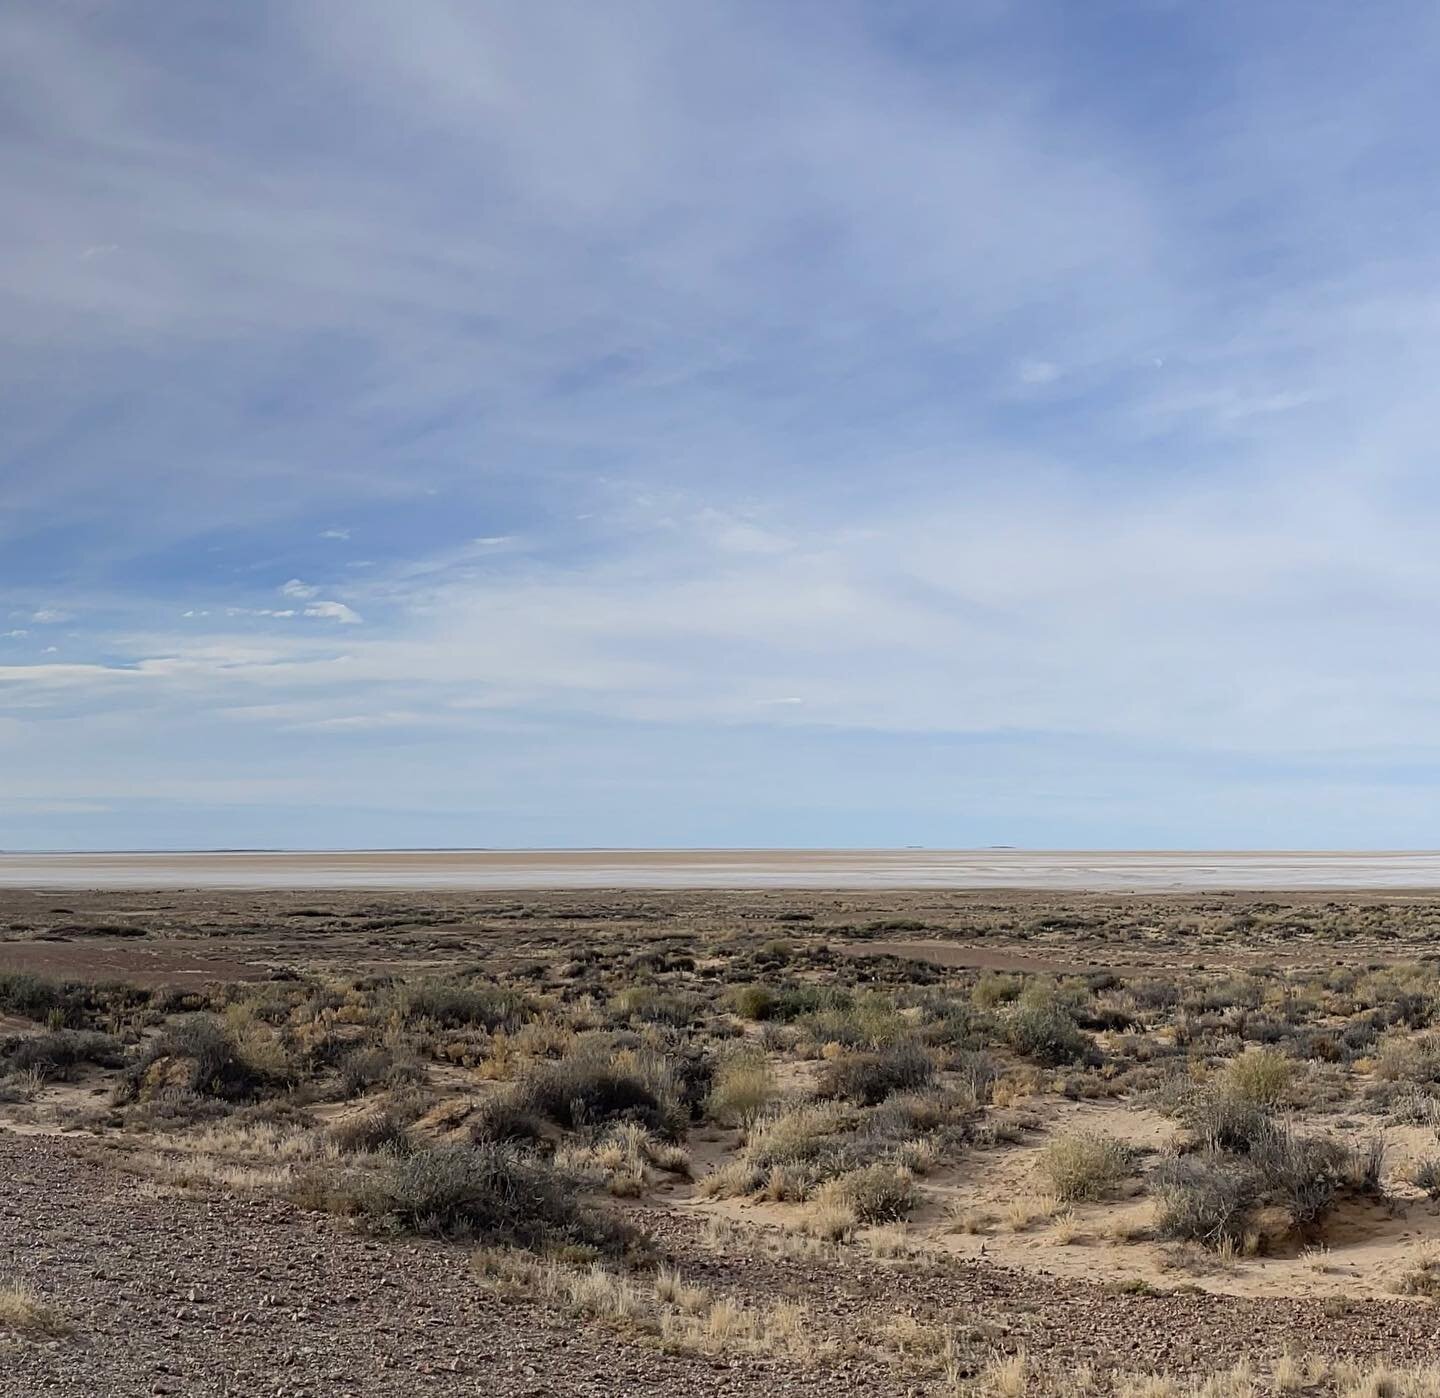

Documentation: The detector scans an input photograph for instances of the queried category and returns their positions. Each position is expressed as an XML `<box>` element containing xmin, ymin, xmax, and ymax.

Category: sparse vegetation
<box><xmin>8</xmin><ymin>887</ymin><xmax>1440</xmax><ymax>1391</ymax></box>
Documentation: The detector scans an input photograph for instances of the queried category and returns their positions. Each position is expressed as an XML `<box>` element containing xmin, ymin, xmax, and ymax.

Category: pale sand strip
<box><xmin>3</xmin><ymin>848</ymin><xmax>1440</xmax><ymax>890</ymax></box>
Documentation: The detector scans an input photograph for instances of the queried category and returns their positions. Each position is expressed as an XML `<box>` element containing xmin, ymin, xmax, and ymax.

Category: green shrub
<box><xmin>833</xmin><ymin>1163</ymin><xmax>917</xmax><ymax>1222</ymax></box>
<box><xmin>1222</xmin><ymin>1048</ymin><xmax>1295</xmax><ymax>1106</ymax></box>
<box><xmin>706</xmin><ymin>1050</ymin><xmax>774</xmax><ymax>1126</ymax></box>
<box><xmin>1037</xmin><ymin>1131</ymin><xmax>1134</xmax><ymax>1202</ymax></box>
<box><xmin>1004</xmin><ymin>1003</ymin><xmax>1093</xmax><ymax>1066</ymax></box>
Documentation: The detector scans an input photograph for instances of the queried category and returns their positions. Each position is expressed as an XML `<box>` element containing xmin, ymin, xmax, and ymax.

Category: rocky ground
<box><xmin>3</xmin><ymin>1130</ymin><xmax>902</xmax><ymax>1397</ymax></box>
<box><xmin>10</xmin><ymin>1127</ymin><xmax>1440</xmax><ymax>1397</ymax></box>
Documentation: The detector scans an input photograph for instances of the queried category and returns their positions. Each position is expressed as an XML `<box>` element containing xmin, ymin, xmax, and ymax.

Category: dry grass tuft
<box><xmin>0</xmin><ymin>1281</ymin><xmax>70</xmax><ymax>1338</ymax></box>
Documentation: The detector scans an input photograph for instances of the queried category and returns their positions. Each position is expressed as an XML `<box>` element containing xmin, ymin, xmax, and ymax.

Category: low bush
<box><xmin>403</xmin><ymin>980</ymin><xmax>533</xmax><ymax>1031</ymax></box>
<box><xmin>726</xmin><ymin>984</ymin><xmax>776</xmax><ymax>1021</ymax></box>
<box><xmin>515</xmin><ymin>1050</ymin><xmax>680</xmax><ymax>1136</ymax></box>
<box><xmin>610</xmin><ymin>986</ymin><xmax>701</xmax><ymax>1028</ymax></box>
<box><xmin>312</xmin><ymin>1143</ymin><xmax>625</xmax><ymax>1251</ymax></box>
<box><xmin>800</xmin><ymin>994</ymin><xmax>904</xmax><ymax>1048</ymax></box>
<box><xmin>0</xmin><ymin>974</ymin><xmax>87</xmax><ymax>1027</ymax></box>
<box><xmin>706</xmin><ymin>1051</ymin><xmax>774</xmax><ymax>1126</ymax></box>
<box><xmin>1151</xmin><ymin>1152</ymin><xmax>1260</xmax><ymax>1249</ymax></box>
<box><xmin>469</xmin><ymin>1094</ymin><xmax>547</xmax><ymax>1146</ymax></box>
<box><xmin>815</xmin><ymin>1043</ymin><xmax>934</xmax><ymax>1106</ymax></box>
<box><xmin>1180</xmin><ymin>1092</ymin><xmax>1274</xmax><ymax>1155</ymax></box>
<box><xmin>329</xmin><ymin>1109</ymin><xmax>412</xmax><ymax>1155</ymax></box>
<box><xmin>337</xmin><ymin>1045</ymin><xmax>424</xmax><ymax>1098</ymax></box>
<box><xmin>1036</xmin><ymin>1131</ymin><xmax>1133</xmax><ymax>1202</ymax></box>
<box><xmin>1374</xmin><ymin>1033</ymin><xmax>1440</xmax><ymax>1085</ymax></box>
<box><xmin>1003</xmin><ymin>1003</ymin><xmax>1093</xmax><ymax>1066</ymax></box>
<box><xmin>1413</xmin><ymin>1157</ymin><xmax>1440</xmax><ymax>1199</ymax></box>
<box><xmin>1222</xmin><ymin>1048</ymin><xmax>1295</xmax><ymax>1106</ymax></box>
<box><xmin>830</xmin><ymin>1163</ymin><xmax>917</xmax><ymax>1222</ymax></box>
<box><xmin>1250</xmin><ymin>1125</ymin><xmax>1346</xmax><ymax>1226</ymax></box>
<box><xmin>124</xmin><ymin>1015</ymin><xmax>276</xmax><ymax>1101</ymax></box>
<box><xmin>2</xmin><ymin>1030</ymin><xmax>123</xmax><ymax>1080</ymax></box>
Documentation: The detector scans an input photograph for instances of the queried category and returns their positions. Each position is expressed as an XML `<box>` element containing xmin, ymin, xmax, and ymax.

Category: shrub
<box><xmin>516</xmin><ymin>1050</ymin><xmax>678</xmax><ymax>1136</ymax></box>
<box><xmin>815</xmin><ymin>1043</ymin><xmax>934</xmax><ymax>1106</ymax></box>
<box><xmin>1004</xmin><ymin>1004</ymin><xmax>1093</xmax><ymax>1067</ymax></box>
<box><xmin>404</xmin><ymin>981</ymin><xmax>533</xmax><ymax>1031</ymax></box>
<box><xmin>2</xmin><ymin>1030</ymin><xmax>122</xmax><ymax>1080</ymax></box>
<box><xmin>469</xmin><ymin>1094</ymin><xmax>547</xmax><ymax>1146</ymax></box>
<box><xmin>329</xmin><ymin>1109</ymin><xmax>412</xmax><ymax>1155</ymax></box>
<box><xmin>1037</xmin><ymin>1131</ymin><xmax>1134</xmax><ymax>1202</ymax></box>
<box><xmin>726</xmin><ymin>984</ymin><xmax>776</xmax><ymax>1021</ymax></box>
<box><xmin>0</xmin><ymin>1282</ymin><xmax>70</xmax><ymax>1338</ymax></box>
<box><xmin>124</xmin><ymin>1015</ymin><xmax>274</xmax><ymax>1101</ymax></box>
<box><xmin>1222</xmin><ymin>1048</ymin><xmax>1295</xmax><ymax>1106</ymax></box>
<box><xmin>731</xmin><ymin>1102</ymin><xmax>858</xmax><ymax>1195</ymax></box>
<box><xmin>320</xmin><ymin>1143</ymin><xmax>623</xmax><ymax>1250</ymax></box>
<box><xmin>0</xmin><ymin>974</ymin><xmax>84</xmax><ymax>1027</ymax></box>
<box><xmin>609</xmin><ymin>986</ymin><xmax>701</xmax><ymax>1028</ymax></box>
<box><xmin>1249</xmin><ymin>1122</ymin><xmax>1352</xmax><ymax>1228</ymax></box>
<box><xmin>706</xmin><ymin>1051</ymin><xmax>774</xmax><ymax>1126</ymax></box>
<box><xmin>1180</xmin><ymin>1092</ymin><xmax>1274</xmax><ymax>1155</ymax></box>
<box><xmin>830</xmin><ymin>1164</ymin><xmax>917</xmax><ymax>1222</ymax></box>
<box><xmin>1151</xmin><ymin>1152</ymin><xmax>1260</xmax><ymax>1249</ymax></box>
<box><xmin>800</xmin><ymin>994</ymin><xmax>904</xmax><ymax>1048</ymax></box>
<box><xmin>337</xmin><ymin>1045</ymin><xmax>423</xmax><ymax>1098</ymax></box>
<box><xmin>972</xmin><ymin>974</ymin><xmax>1021</xmax><ymax>1010</ymax></box>
<box><xmin>1413</xmin><ymin>1157</ymin><xmax>1440</xmax><ymax>1199</ymax></box>
<box><xmin>1374</xmin><ymin>1033</ymin><xmax>1440</xmax><ymax>1084</ymax></box>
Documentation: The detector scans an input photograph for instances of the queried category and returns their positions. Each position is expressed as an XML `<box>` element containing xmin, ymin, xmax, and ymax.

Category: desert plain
<box><xmin>7</xmin><ymin>876</ymin><xmax>1440</xmax><ymax>1394</ymax></box>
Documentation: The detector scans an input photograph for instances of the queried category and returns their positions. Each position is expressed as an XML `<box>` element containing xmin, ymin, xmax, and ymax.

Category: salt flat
<box><xmin>3</xmin><ymin>848</ymin><xmax>1440</xmax><ymax>890</ymax></box>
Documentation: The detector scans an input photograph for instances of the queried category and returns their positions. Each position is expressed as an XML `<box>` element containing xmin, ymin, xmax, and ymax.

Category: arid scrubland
<box><xmin>10</xmin><ymin>889</ymin><xmax>1440</xmax><ymax>1393</ymax></box>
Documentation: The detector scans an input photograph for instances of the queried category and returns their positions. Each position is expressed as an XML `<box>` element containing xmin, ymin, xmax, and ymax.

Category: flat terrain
<box><xmin>8</xmin><ymin>887</ymin><xmax>1440</xmax><ymax>1394</ymax></box>
<box><xmin>8</xmin><ymin>848</ymin><xmax>1440</xmax><ymax>890</ymax></box>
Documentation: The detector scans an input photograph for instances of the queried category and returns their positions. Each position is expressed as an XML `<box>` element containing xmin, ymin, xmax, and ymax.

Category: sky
<box><xmin>4</xmin><ymin>1</ymin><xmax>1440</xmax><ymax>850</ymax></box>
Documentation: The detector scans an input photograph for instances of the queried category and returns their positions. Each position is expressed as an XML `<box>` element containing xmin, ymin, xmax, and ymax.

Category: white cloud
<box><xmin>1016</xmin><ymin>359</ymin><xmax>1060</xmax><ymax>385</ymax></box>
<box><xmin>319</xmin><ymin>528</ymin><xmax>351</xmax><ymax>540</ymax></box>
<box><xmin>280</xmin><ymin>579</ymin><xmax>320</xmax><ymax>600</ymax></box>
<box><xmin>30</xmin><ymin>609</ymin><xmax>72</xmax><ymax>624</ymax></box>
<box><xmin>303</xmin><ymin>601</ymin><xmax>362</xmax><ymax>624</ymax></box>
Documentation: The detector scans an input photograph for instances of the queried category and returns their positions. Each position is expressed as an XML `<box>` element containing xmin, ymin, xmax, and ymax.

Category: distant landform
<box><xmin>2</xmin><ymin>849</ymin><xmax>1440</xmax><ymax>891</ymax></box>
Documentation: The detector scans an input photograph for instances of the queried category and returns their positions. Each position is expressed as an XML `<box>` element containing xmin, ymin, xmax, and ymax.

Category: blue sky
<box><xmin>5</xmin><ymin>1</ymin><xmax>1440</xmax><ymax>850</ymax></box>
